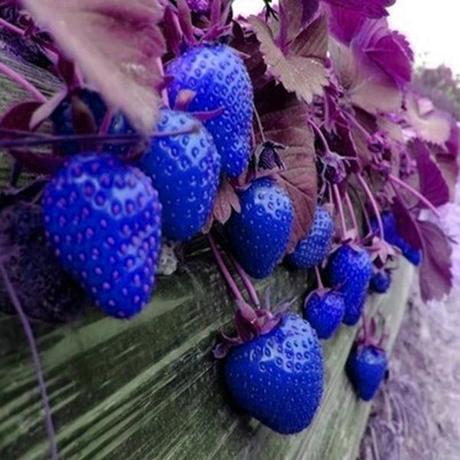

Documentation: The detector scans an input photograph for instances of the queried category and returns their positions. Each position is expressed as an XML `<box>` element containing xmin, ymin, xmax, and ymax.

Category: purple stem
<box><xmin>389</xmin><ymin>174</ymin><xmax>441</xmax><ymax>217</ymax></box>
<box><xmin>0</xmin><ymin>261</ymin><xmax>59</xmax><ymax>460</ymax></box>
<box><xmin>314</xmin><ymin>266</ymin><xmax>324</xmax><ymax>289</ymax></box>
<box><xmin>0</xmin><ymin>17</ymin><xmax>24</xmax><ymax>36</ymax></box>
<box><xmin>332</xmin><ymin>184</ymin><xmax>348</xmax><ymax>237</ymax></box>
<box><xmin>309</xmin><ymin>119</ymin><xmax>333</xmax><ymax>154</ymax></box>
<box><xmin>344</xmin><ymin>191</ymin><xmax>360</xmax><ymax>237</ymax></box>
<box><xmin>350</xmin><ymin>185</ymin><xmax>373</xmax><ymax>235</ymax></box>
<box><xmin>228</xmin><ymin>254</ymin><xmax>261</xmax><ymax>308</ymax></box>
<box><xmin>0</xmin><ymin>62</ymin><xmax>47</xmax><ymax>103</ymax></box>
<box><xmin>207</xmin><ymin>235</ymin><xmax>244</xmax><ymax>303</ymax></box>
<box><xmin>0</xmin><ymin>126</ymin><xmax>198</xmax><ymax>148</ymax></box>
<box><xmin>356</xmin><ymin>173</ymin><xmax>385</xmax><ymax>240</ymax></box>
<box><xmin>253</xmin><ymin>104</ymin><xmax>266</xmax><ymax>142</ymax></box>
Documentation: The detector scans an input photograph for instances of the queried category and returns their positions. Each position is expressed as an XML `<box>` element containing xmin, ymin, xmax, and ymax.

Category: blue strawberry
<box><xmin>138</xmin><ymin>108</ymin><xmax>221</xmax><ymax>242</ymax></box>
<box><xmin>286</xmin><ymin>205</ymin><xmax>335</xmax><ymax>269</ymax></box>
<box><xmin>346</xmin><ymin>344</ymin><xmax>388</xmax><ymax>401</ymax></box>
<box><xmin>43</xmin><ymin>153</ymin><xmax>162</xmax><ymax>319</ymax></box>
<box><xmin>304</xmin><ymin>289</ymin><xmax>345</xmax><ymax>339</ymax></box>
<box><xmin>224</xmin><ymin>313</ymin><xmax>324</xmax><ymax>434</ymax></box>
<box><xmin>226</xmin><ymin>178</ymin><xmax>293</xmax><ymax>279</ymax></box>
<box><xmin>327</xmin><ymin>244</ymin><xmax>373</xmax><ymax>326</ymax></box>
<box><xmin>51</xmin><ymin>89</ymin><xmax>107</xmax><ymax>155</ymax></box>
<box><xmin>371</xmin><ymin>212</ymin><xmax>422</xmax><ymax>266</ymax></box>
<box><xmin>167</xmin><ymin>43</ymin><xmax>254</xmax><ymax>177</ymax></box>
<box><xmin>369</xmin><ymin>269</ymin><xmax>392</xmax><ymax>294</ymax></box>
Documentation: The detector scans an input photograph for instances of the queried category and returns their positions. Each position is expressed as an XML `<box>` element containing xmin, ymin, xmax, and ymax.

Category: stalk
<box><xmin>207</xmin><ymin>235</ymin><xmax>244</xmax><ymax>303</ymax></box>
<box><xmin>356</xmin><ymin>173</ymin><xmax>385</xmax><ymax>240</ymax></box>
<box><xmin>228</xmin><ymin>253</ymin><xmax>261</xmax><ymax>308</ymax></box>
<box><xmin>0</xmin><ymin>261</ymin><xmax>59</xmax><ymax>460</ymax></box>
<box><xmin>332</xmin><ymin>184</ymin><xmax>347</xmax><ymax>237</ymax></box>
<box><xmin>389</xmin><ymin>174</ymin><xmax>441</xmax><ymax>217</ymax></box>
<box><xmin>314</xmin><ymin>266</ymin><xmax>324</xmax><ymax>289</ymax></box>
<box><xmin>0</xmin><ymin>62</ymin><xmax>47</xmax><ymax>103</ymax></box>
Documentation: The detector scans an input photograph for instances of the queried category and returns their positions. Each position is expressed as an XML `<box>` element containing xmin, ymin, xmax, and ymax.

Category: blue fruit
<box><xmin>304</xmin><ymin>289</ymin><xmax>345</xmax><ymax>339</ymax></box>
<box><xmin>226</xmin><ymin>179</ymin><xmax>294</xmax><ymax>279</ymax></box>
<box><xmin>224</xmin><ymin>313</ymin><xmax>324</xmax><ymax>434</ymax></box>
<box><xmin>327</xmin><ymin>244</ymin><xmax>373</xmax><ymax>326</ymax></box>
<box><xmin>51</xmin><ymin>89</ymin><xmax>107</xmax><ymax>155</ymax></box>
<box><xmin>138</xmin><ymin>108</ymin><xmax>221</xmax><ymax>242</ymax></box>
<box><xmin>371</xmin><ymin>212</ymin><xmax>422</xmax><ymax>266</ymax></box>
<box><xmin>167</xmin><ymin>43</ymin><xmax>254</xmax><ymax>177</ymax></box>
<box><xmin>286</xmin><ymin>206</ymin><xmax>335</xmax><ymax>269</ymax></box>
<box><xmin>43</xmin><ymin>153</ymin><xmax>162</xmax><ymax>319</ymax></box>
<box><xmin>346</xmin><ymin>344</ymin><xmax>388</xmax><ymax>401</ymax></box>
<box><xmin>369</xmin><ymin>269</ymin><xmax>392</xmax><ymax>294</ymax></box>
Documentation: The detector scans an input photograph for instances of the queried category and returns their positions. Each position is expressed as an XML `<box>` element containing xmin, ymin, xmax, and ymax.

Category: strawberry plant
<box><xmin>0</xmin><ymin>0</ymin><xmax>457</xmax><ymax>453</ymax></box>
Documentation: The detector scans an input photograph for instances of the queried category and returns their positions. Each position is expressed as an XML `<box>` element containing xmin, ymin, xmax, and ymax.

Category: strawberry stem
<box><xmin>0</xmin><ymin>17</ymin><xmax>24</xmax><ymax>36</ymax></box>
<box><xmin>332</xmin><ymin>184</ymin><xmax>347</xmax><ymax>237</ymax></box>
<box><xmin>344</xmin><ymin>191</ymin><xmax>360</xmax><ymax>238</ymax></box>
<box><xmin>0</xmin><ymin>62</ymin><xmax>47</xmax><ymax>103</ymax></box>
<box><xmin>0</xmin><ymin>126</ymin><xmax>198</xmax><ymax>149</ymax></box>
<box><xmin>0</xmin><ymin>260</ymin><xmax>59</xmax><ymax>460</ymax></box>
<box><xmin>350</xmin><ymin>185</ymin><xmax>373</xmax><ymax>236</ymax></box>
<box><xmin>389</xmin><ymin>174</ymin><xmax>441</xmax><ymax>217</ymax></box>
<box><xmin>309</xmin><ymin>119</ymin><xmax>333</xmax><ymax>155</ymax></box>
<box><xmin>207</xmin><ymin>234</ymin><xmax>244</xmax><ymax>303</ymax></box>
<box><xmin>253</xmin><ymin>104</ymin><xmax>266</xmax><ymax>142</ymax></box>
<box><xmin>228</xmin><ymin>253</ymin><xmax>261</xmax><ymax>308</ymax></box>
<box><xmin>356</xmin><ymin>172</ymin><xmax>385</xmax><ymax>240</ymax></box>
<box><xmin>314</xmin><ymin>266</ymin><xmax>324</xmax><ymax>289</ymax></box>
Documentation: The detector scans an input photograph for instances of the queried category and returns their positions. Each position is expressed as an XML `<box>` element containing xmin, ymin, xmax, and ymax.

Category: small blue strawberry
<box><xmin>304</xmin><ymin>289</ymin><xmax>345</xmax><ymax>340</ymax></box>
<box><xmin>226</xmin><ymin>178</ymin><xmax>293</xmax><ymax>279</ymax></box>
<box><xmin>327</xmin><ymin>244</ymin><xmax>373</xmax><ymax>326</ymax></box>
<box><xmin>369</xmin><ymin>269</ymin><xmax>392</xmax><ymax>294</ymax></box>
<box><xmin>167</xmin><ymin>43</ymin><xmax>254</xmax><ymax>177</ymax></box>
<box><xmin>346</xmin><ymin>344</ymin><xmax>388</xmax><ymax>401</ymax></box>
<box><xmin>51</xmin><ymin>89</ymin><xmax>107</xmax><ymax>155</ymax></box>
<box><xmin>43</xmin><ymin>153</ymin><xmax>162</xmax><ymax>319</ymax></box>
<box><xmin>138</xmin><ymin>108</ymin><xmax>221</xmax><ymax>242</ymax></box>
<box><xmin>371</xmin><ymin>212</ymin><xmax>422</xmax><ymax>266</ymax></box>
<box><xmin>224</xmin><ymin>313</ymin><xmax>324</xmax><ymax>434</ymax></box>
<box><xmin>286</xmin><ymin>205</ymin><xmax>335</xmax><ymax>269</ymax></box>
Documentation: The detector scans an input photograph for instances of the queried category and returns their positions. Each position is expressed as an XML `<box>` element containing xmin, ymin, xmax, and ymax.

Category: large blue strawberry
<box><xmin>43</xmin><ymin>153</ymin><xmax>162</xmax><ymax>319</ymax></box>
<box><xmin>346</xmin><ymin>344</ymin><xmax>388</xmax><ymax>401</ymax></box>
<box><xmin>286</xmin><ymin>205</ymin><xmax>335</xmax><ymax>269</ymax></box>
<box><xmin>369</xmin><ymin>269</ymin><xmax>392</xmax><ymax>294</ymax></box>
<box><xmin>226</xmin><ymin>178</ymin><xmax>293</xmax><ymax>279</ymax></box>
<box><xmin>304</xmin><ymin>289</ymin><xmax>345</xmax><ymax>339</ymax></box>
<box><xmin>138</xmin><ymin>108</ymin><xmax>221</xmax><ymax>242</ymax></box>
<box><xmin>327</xmin><ymin>244</ymin><xmax>373</xmax><ymax>326</ymax></box>
<box><xmin>224</xmin><ymin>313</ymin><xmax>324</xmax><ymax>434</ymax></box>
<box><xmin>167</xmin><ymin>43</ymin><xmax>254</xmax><ymax>177</ymax></box>
<box><xmin>51</xmin><ymin>89</ymin><xmax>107</xmax><ymax>155</ymax></box>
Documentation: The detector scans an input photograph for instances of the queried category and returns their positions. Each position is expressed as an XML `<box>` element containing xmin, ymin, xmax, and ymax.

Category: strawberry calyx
<box><xmin>213</xmin><ymin>301</ymin><xmax>282</xmax><ymax>359</ymax></box>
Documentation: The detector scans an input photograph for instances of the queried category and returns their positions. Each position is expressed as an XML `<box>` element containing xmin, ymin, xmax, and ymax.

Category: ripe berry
<box><xmin>43</xmin><ymin>153</ymin><xmax>162</xmax><ymax>319</ymax></box>
<box><xmin>304</xmin><ymin>289</ymin><xmax>345</xmax><ymax>339</ymax></box>
<box><xmin>167</xmin><ymin>43</ymin><xmax>254</xmax><ymax>177</ymax></box>
<box><xmin>369</xmin><ymin>269</ymin><xmax>392</xmax><ymax>294</ymax></box>
<box><xmin>286</xmin><ymin>206</ymin><xmax>335</xmax><ymax>269</ymax></box>
<box><xmin>224</xmin><ymin>313</ymin><xmax>324</xmax><ymax>434</ymax></box>
<box><xmin>226</xmin><ymin>179</ymin><xmax>293</xmax><ymax>279</ymax></box>
<box><xmin>327</xmin><ymin>244</ymin><xmax>373</xmax><ymax>326</ymax></box>
<box><xmin>138</xmin><ymin>109</ymin><xmax>221</xmax><ymax>242</ymax></box>
<box><xmin>346</xmin><ymin>344</ymin><xmax>388</xmax><ymax>401</ymax></box>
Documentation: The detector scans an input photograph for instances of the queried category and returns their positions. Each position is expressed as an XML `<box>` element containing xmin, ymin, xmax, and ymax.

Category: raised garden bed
<box><xmin>0</xmin><ymin>255</ymin><xmax>414</xmax><ymax>460</ymax></box>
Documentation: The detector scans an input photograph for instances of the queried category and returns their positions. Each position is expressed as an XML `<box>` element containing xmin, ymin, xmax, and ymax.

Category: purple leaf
<box><xmin>324</xmin><ymin>0</ymin><xmax>396</xmax><ymax>19</ymax></box>
<box><xmin>0</xmin><ymin>101</ymin><xmax>43</xmax><ymax>133</ymax></box>
<box><xmin>405</xmin><ymin>93</ymin><xmax>451</xmax><ymax>145</ymax></box>
<box><xmin>410</xmin><ymin>139</ymin><xmax>449</xmax><ymax>209</ymax></box>
<box><xmin>391</xmin><ymin>197</ymin><xmax>423</xmax><ymax>250</ymax></box>
<box><xmin>257</xmin><ymin>87</ymin><xmax>318</xmax><ymax>252</ymax></box>
<box><xmin>23</xmin><ymin>0</ymin><xmax>166</xmax><ymax>134</ymax></box>
<box><xmin>248</xmin><ymin>14</ymin><xmax>328</xmax><ymax>103</ymax></box>
<box><xmin>418</xmin><ymin>220</ymin><xmax>453</xmax><ymax>302</ymax></box>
